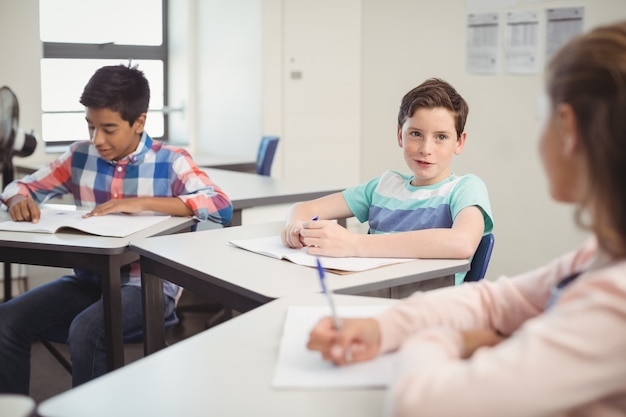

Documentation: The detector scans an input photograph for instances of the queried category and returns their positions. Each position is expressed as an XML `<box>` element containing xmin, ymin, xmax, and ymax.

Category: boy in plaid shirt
<box><xmin>0</xmin><ymin>64</ymin><xmax>232</xmax><ymax>392</ymax></box>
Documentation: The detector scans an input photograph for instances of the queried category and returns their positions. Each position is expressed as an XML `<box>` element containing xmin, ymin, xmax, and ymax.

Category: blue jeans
<box><xmin>0</xmin><ymin>270</ymin><xmax>175</xmax><ymax>394</ymax></box>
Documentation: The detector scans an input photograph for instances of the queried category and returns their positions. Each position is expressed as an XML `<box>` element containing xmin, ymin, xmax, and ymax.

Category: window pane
<box><xmin>39</xmin><ymin>0</ymin><xmax>162</xmax><ymax>45</ymax></box>
<box><xmin>41</xmin><ymin>59</ymin><xmax>164</xmax><ymax>143</ymax></box>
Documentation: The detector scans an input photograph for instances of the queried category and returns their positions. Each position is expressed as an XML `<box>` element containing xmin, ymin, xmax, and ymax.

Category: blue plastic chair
<box><xmin>464</xmin><ymin>233</ymin><xmax>495</xmax><ymax>282</ymax></box>
<box><xmin>256</xmin><ymin>136</ymin><xmax>279</xmax><ymax>176</ymax></box>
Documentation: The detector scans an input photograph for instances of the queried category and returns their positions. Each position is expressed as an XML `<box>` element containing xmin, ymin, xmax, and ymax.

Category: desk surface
<box><xmin>38</xmin><ymin>293</ymin><xmax>399</xmax><ymax>417</ymax></box>
<box><xmin>131</xmin><ymin>221</ymin><xmax>469</xmax><ymax>306</ymax></box>
<box><xmin>202</xmin><ymin>168</ymin><xmax>348</xmax><ymax>211</ymax></box>
<box><xmin>0</xmin><ymin>206</ymin><xmax>193</xmax><ymax>255</ymax></box>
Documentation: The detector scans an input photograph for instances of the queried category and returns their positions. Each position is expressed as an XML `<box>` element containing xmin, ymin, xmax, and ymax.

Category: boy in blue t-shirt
<box><xmin>281</xmin><ymin>78</ymin><xmax>493</xmax><ymax>284</ymax></box>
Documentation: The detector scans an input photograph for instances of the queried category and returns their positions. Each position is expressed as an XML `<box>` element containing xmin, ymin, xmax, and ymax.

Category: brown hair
<box><xmin>547</xmin><ymin>21</ymin><xmax>626</xmax><ymax>257</ymax></box>
<box><xmin>397</xmin><ymin>78</ymin><xmax>469</xmax><ymax>138</ymax></box>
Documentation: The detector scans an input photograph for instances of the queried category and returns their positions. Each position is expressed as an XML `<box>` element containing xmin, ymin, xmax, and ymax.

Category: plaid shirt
<box><xmin>1</xmin><ymin>133</ymin><xmax>232</xmax><ymax>296</ymax></box>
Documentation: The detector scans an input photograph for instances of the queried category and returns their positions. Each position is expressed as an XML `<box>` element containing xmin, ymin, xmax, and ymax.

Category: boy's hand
<box><xmin>7</xmin><ymin>195</ymin><xmax>41</xmax><ymax>223</ymax></box>
<box><xmin>84</xmin><ymin>198</ymin><xmax>145</xmax><ymax>217</ymax></box>
<box><xmin>281</xmin><ymin>221</ymin><xmax>306</xmax><ymax>248</ymax></box>
<box><xmin>307</xmin><ymin>316</ymin><xmax>381</xmax><ymax>366</ymax></box>
<box><xmin>300</xmin><ymin>220</ymin><xmax>355</xmax><ymax>257</ymax></box>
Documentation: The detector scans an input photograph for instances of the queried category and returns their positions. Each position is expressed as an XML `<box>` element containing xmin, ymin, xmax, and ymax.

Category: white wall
<box><xmin>0</xmin><ymin>0</ymin><xmax>42</xmax><ymax>159</ymax></box>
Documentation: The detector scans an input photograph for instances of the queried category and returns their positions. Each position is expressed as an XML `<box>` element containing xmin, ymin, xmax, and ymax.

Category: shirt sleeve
<box><xmin>342</xmin><ymin>175</ymin><xmax>381</xmax><ymax>223</ymax></box>
<box><xmin>0</xmin><ymin>149</ymin><xmax>74</xmax><ymax>206</ymax></box>
<box><xmin>451</xmin><ymin>174</ymin><xmax>493</xmax><ymax>234</ymax></box>
<box><xmin>169</xmin><ymin>151</ymin><xmax>233</xmax><ymax>225</ymax></box>
<box><xmin>378</xmin><ymin>238</ymin><xmax>626</xmax><ymax>417</ymax></box>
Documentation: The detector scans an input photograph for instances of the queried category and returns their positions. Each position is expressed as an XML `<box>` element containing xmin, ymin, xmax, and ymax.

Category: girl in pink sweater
<box><xmin>307</xmin><ymin>21</ymin><xmax>626</xmax><ymax>417</ymax></box>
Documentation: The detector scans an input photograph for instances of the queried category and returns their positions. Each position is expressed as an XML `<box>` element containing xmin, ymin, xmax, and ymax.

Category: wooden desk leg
<box><xmin>101</xmin><ymin>260</ymin><xmax>125</xmax><ymax>371</ymax></box>
<box><xmin>141</xmin><ymin>265</ymin><xmax>166</xmax><ymax>355</ymax></box>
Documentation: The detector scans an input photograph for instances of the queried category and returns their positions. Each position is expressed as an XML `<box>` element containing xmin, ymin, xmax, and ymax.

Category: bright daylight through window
<box><xmin>39</xmin><ymin>0</ymin><xmax>167</xmax><ymax>150</ymax></box>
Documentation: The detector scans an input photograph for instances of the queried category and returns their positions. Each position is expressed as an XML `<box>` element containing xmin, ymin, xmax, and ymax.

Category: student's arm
<box><xmin>166</xmin><ymin>151</ymin><xmax>233</xmax><ymax>225</ymax></box>
<box><xmin>281</xmin><ymin>193</ymin><xmax>354</xmax><ymax>248</ymax></box>
<box><xmin>383</xmin><ymin>270</ymin><xmax>626</xmax><ymax>417</ymax></box>
<box><xmin>83</xmin><ymin>196</ymin><xmax>193</xmax><ymax>218</ymax></box>
<box><xmin>301</xmin><ymin>205</ymin><xmax>485</xmax><ymax>259</ymax></box>
<box><xmin>4</xmin><ymin>195</ymin><xmax>41</xmax><ymax>223</ymax></box>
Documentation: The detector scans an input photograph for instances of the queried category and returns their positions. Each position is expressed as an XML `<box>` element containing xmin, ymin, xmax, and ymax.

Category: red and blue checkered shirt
<box><xmin>1</xmin><ymin>133</ymin><xmax>233</xmax><ymax>297</ymax></box>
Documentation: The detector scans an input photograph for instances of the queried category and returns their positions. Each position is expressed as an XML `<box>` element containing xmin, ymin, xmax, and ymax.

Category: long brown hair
<box><xmin>547</xmin><ymin>21</ymin><xmax>626</xmax><ymax>258</ymax></box>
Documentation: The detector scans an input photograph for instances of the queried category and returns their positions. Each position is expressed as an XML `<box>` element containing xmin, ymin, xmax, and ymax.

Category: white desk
<box><xmin>202</xmin><ymin>168</ymin><xmax>347</xmax><ymax>226</ymax></box>
<box><xmin>193</xmin><ymin>153</ymin><xmax>256</xmax><ymax>172</ymax></box>
<box><xmin>0</xmin><ymin>207</ymin><xmax>194</xmax><ymax>370</ymax></box>
<box><xmin>130</xmin><ymin>221</ymin><xmax>469</xmax><ymax>354</ymax></box>
<box><xmin>38</xmin><ymin>293</ymin><xmax>399</xmax><ymax>417</ymax></box>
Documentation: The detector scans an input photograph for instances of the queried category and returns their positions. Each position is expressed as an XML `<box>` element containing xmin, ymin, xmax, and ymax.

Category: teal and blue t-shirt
<box><xmin>342</xmin><ymin>170</ymin><xmax>494</xmax><ymax>284</ymax></box>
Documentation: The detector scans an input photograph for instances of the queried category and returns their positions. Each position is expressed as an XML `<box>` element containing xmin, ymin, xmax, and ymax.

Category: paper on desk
<box><xmin>0</xmin><ymin>207</ymin><xmax>171</xmax><ymax>238</ymax></box>
<box><xmin>230</xmin><ymin>236</ymin><xmax>415</xmax><ymax>272</ymax></box>
<box><xmin>272</xmin><ymin>305</ymin><xmax>397</xmax><ymax>389</ymax></box>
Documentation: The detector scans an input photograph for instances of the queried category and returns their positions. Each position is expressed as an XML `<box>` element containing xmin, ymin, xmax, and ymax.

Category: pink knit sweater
<box><xmin>376</xmin><ymin>237</ymin><xmax>626</xmax><ymax>417</ymax></box>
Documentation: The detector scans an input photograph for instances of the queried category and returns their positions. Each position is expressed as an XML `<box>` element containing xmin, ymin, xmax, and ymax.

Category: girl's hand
<box><xmin>460</xmin><ymin>329</ymin><xmax>505</xmax><ymax>359</ymax></box>
<box><xmin>307</xmin><ymin>316</ymin><xmax>381</xmax><ymax>366</ymax></box>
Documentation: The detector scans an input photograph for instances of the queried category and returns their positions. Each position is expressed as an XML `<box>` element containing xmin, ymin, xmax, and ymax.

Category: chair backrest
<box><xmin>256</xmin><ymin>136</ymin><xmax>279</xmax><ymax>176</ymax></box>
<box><xmin>464</xmin><ymin>233</ymin><xmax>495</xmax><ymax>282</ymax></box>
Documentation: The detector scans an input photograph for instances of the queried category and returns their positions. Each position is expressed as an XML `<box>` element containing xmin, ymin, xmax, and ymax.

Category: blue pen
<box><xmin>316</xmin><ymin>258</ymin><xmax>353</xmax><ymax>362</ymax></box>
<box><xmin>311</xmin><ymin>215</ymin><xmax>319</xmax><ymax>221</ymax></box>
<box><xmin>316</xmin><ymin>258</ymin><xmax>342</xmax><ymax>330</ymax></box>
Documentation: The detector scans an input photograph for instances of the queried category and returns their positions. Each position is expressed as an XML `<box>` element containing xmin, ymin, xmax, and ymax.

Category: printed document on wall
<box><xmin>505</xmin><ymin>10</ymin><xmax>540</xmax><ymax>74</ymax></box>
<box><xmin>545</xmin><ymin>7</ymin><xmax>584</xmax><ymax>63</ymax></box>
<box><xmin>466</xmin><ymin>13</ymin><xmax>499</xmax><ymax>74</ymax></box>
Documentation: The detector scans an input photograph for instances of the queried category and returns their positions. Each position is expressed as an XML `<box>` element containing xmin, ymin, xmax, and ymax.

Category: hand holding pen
<box><xmin>280</xmin><ymin>215</ymin><xmax>319</xmax><ymax>249</ymax></box>
<box><xmin>314</xmin><ymin>258</ymin><xmax>354</xmax><ymax>364</ymax></box>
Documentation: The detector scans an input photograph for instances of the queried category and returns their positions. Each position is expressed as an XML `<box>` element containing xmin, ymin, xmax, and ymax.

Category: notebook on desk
<box><xmin>272</xmin><ymin>305</ymin><xmax>397</xmax><ymax>389</ymax></box>
<box><xmin>0</xmin><ymin>207</ymin><xmax>171</xmax><ymax>238</ymax></box>
<box><xmin>229</xmin><ymin>236</ymin><xmax>415</xmax><ymax>273</ymax></box>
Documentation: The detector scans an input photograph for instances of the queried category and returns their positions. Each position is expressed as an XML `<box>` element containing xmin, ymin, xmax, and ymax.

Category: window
<box><xmin>39</xmin><ymin>0</ymin><xmax>168</xmax><ymax>150</ymax></box>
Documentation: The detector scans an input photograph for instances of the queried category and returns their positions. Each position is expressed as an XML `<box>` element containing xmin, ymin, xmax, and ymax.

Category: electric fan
<box><xmin>0</xmin><ymin>86</ymin><xmax>37</xmax><ymax>189</ymax></box>
<box><xmin>0</xmin><ymin>85</ymin><xmax>37</xmax><ymax>301</ymax></box>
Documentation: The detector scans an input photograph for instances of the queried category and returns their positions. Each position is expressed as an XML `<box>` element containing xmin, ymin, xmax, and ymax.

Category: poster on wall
<box><xmin>466</xmin><ymin>12</ymin><xmax>499</xmax><ymax>74</ymax></box>
<box><xmin>504</xmin><ymin>10</ymin><xmax>541</xmax><ymax>74</ymax></box>
<box><xmin>545</xmin><ymin>7</ymin><xmax>585</xmax><ymax>63</ymax></box>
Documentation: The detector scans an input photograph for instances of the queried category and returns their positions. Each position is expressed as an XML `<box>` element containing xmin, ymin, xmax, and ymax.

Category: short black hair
<box><xmin>79</xmin><ymin>64</ymin><xmax>150</xmax><ymax>126</ymax></box>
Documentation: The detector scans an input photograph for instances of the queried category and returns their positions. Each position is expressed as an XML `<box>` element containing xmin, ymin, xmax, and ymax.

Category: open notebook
<box><xmin>272</xmin><ymin>305</ymin><xmax>397</xmax><ymax>389</ymax></box>
<box><xmin>229</xmin><ymin>235</ymin><xmax>415</xmax><ymax>272</ymax></box>
<box><xmin>0</xmin><ymin>207</ymin><xmax>171</xmax><ymax>238</ymax></box>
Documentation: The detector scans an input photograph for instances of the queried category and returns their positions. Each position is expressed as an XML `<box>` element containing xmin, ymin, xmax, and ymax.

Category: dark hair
<box><xmin>546</xmin><ymin>21</ymin><xmax>626</xmax><ymax>257</ymax></box>
<box><xmin>79</xmin><ymin>64</ymin><xmax>150</xmax><ymax>126</ymax></box>
<box><xmin>397</xmin><ymin>78</ymin><xmax>469</xmax><ymax>138</ymax></box>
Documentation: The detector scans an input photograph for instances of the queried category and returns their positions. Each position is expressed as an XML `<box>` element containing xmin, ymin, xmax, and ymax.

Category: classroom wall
<box><xmin>357</xmin><ymin>0</ymin><xmax>626</xmax><ymax>279</ymax></box>
<box><xmin>2</xmin><ymin>0</ymin><xmax>626</xmax><ymax>287</ymax></box>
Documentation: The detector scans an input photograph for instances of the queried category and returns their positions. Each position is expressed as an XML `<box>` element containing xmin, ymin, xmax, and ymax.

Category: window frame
<box><xmin>40</xmin><ymin>0</ymin><xmax>169</xmax><ymax>149</ymax></box>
